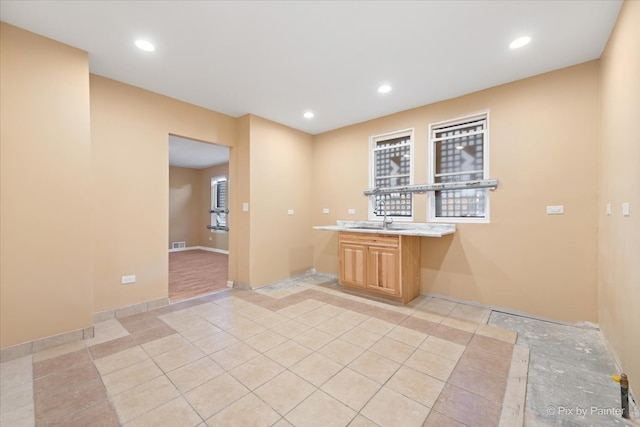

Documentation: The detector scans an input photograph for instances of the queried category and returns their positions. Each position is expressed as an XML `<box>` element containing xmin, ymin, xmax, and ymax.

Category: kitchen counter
<box><xmin>313</xmin><ymin>220</ymin><xmax>455</xmax><ymax>237</ymax></box>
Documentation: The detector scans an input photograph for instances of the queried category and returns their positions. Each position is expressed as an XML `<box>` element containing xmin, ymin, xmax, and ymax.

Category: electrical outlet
<box><xmin>322</xmin><ymin>208</ymin><xmax>330</xmax><ymax>214</ymax></box>
<box><xmin>546</xmin><ymin>205</ymin><xmax>564</xmax><ymax>215</ymax></box>
<box><xmin>121</xmin><ymin>275</ymin><xmax>136</xmax><ymax>284</ymax></box>
<box><xmin>348</xmin><ymin>209</ymin><xmax>356</xmax><ymax>215</ymax></box>
<box><xmin>287</xmin><ymin>209</ymin><xmax>294</xmax><ymax>215</ymax></box>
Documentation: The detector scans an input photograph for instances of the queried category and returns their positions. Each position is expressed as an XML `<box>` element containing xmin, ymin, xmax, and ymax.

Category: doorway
<box><xmin>168</xmin><ymin>134</ymin><xmax>231</xmax><ymax>301</ymax></box>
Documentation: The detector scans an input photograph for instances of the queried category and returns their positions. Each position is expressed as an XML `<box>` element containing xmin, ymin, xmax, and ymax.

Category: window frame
<box><xmin>368</xmin><ymin>128</ymin><xmax>415</xmax><ymax>222</ymax></box>
<box><xmin>427</xmin><ymin>111</ymin><xmax>490</xmax><ymax>224</ymax></box>
<box><xmin>210</xmin><ymin>176</ymin><xmax>228</xmax><ymax>232</ymax></box>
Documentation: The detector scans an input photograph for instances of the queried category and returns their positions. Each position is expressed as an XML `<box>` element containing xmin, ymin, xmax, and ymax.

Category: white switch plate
<box><xmin>322</xmin><ymin>208</ymin><xmax>330</xmax><ymax>214</ymax></box>
<box><xmin>606</xmin><ymin>203</ymin><xmax>612</xmax><ymax>215</ymax></box>
<box><xmin>287</xmin><ymin>209</ymin><xmax>294</xmax><ymax>215</ymax></box>
<box><xmin>242</xmin><ymin>202</ymin><xmax>249</xmax><ymax>212</ymax></box>
<box><xmin>622</xmin><ymin>202</ymin><xmax>630</xmax><ymax>216</ymax></box>
<box><xmin>546</xmin><ymin>205</ymin><xmax>564</xmax><ymax>215</ymax></box>
<box><xmin>348</xmin><ymin>209</ymin><xmax>356</xmax><ymax>215</ymax></box>
<box><xmin>121</xmin><ymin>275</ymin><xmax>136</xmax><ymax>284</ymax></box>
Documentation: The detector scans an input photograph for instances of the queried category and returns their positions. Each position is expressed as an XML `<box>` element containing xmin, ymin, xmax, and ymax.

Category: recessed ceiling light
<box><xmin>303</xmin><ymin>111</ymin><xmax>314</xmax><ymax>119</ymax></box>
<box><xmin>509</xmin><ymin>36</ymin><xmax>531</xmax><ymax>49</ymax></box>
<box><xmin>378</xmin><ymin>85</ymin><xmax>392</xmax><ymax>94</ymax></box>
<box><xmin>135</xmin><ymin>39</ymin><xmax>155</xmax><ymax>52</ymax></box>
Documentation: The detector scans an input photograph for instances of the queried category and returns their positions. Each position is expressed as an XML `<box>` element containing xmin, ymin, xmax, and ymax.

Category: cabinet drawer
<box><xmin>339</xmin><ymin>232</ymin><xmax>399</xmax><ymax>248</ymax></box>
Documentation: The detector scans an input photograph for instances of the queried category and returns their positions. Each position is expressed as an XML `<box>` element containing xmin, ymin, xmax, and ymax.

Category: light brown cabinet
<box><xmin>338</xmin><ymin>232</ymin><xmax>421</xmax><ymax>303</ymax></box>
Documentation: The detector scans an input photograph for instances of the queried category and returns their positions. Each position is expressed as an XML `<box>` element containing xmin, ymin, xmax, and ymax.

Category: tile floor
<box><xmin>0</xmin><ymin>274</ymin><xmax>633</xmax><ymax>426</ymax></box>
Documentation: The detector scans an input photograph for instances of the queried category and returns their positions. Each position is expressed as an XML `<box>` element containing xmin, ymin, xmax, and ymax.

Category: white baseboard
<box><xmin>168</xmin><ymin>246</ymin><xmax>229</xmax><ymax>255</ymax></box>
<box><xmin>197</xmin><ymin>246</ymin><xmax>229</xmax><ymax>255</ymax></box>
<box><xmin>168</xmin><ymin>246</ymin><xmax>199</xmax><ymax>253</ymax></box>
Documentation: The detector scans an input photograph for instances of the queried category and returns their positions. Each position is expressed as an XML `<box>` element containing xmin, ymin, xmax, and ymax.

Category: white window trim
<box><xmin>211</xmin><ymin>176</ymin><xmax>228</xmax><ymax>233</ymax></box>
<box><xmin>368</xmin><ymin>128</ymin><xmax>415</xmax><ymax>222</ymax></box>
<box><xmin>427</xmin><ymin>111</ymin><xmax>490</xmax><ymax>224</ymax></box>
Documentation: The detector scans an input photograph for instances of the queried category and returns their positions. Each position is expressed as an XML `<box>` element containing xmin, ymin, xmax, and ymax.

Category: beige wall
<box><xmin>169</xmin><ymin>166</ymin><xmax>201</xmax><ymax>248</ymax></box>
<box><xmin>229</xmin><ymin>116</ymin><xmax>251</xmax><ymax>286</ymax></box>
<box><xmin>0</xmin><ymin>23</ymin><xmax>93</xmax><ymax>347</ymax></box>
<box><xmin>249</xmin><ymin>115</ymin><xmax>315</xmax><ymax>287</ymax></box>
<box><xmin>598</xmin><ymin>0</ymin><xmax>640</xmax><ymax>395</ymax></box>
<box><xmin>199</xmin><ymin>163</ymin><xmax>230</xmax><ymax>251</ymax></box>
<box><xmin>312</xmin><ymin>61</ymin><xmax>600</xmax><ymax>323</ymax></box>
<box><xmin>90</xmin><ymin>75</ymin><xmax>237</xmax><ymax>313</ymax></box>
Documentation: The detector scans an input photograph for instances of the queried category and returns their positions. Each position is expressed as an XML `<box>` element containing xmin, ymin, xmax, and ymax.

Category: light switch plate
<box><xmin>606</xmin><ymin>203</ymin><xmax>612</xmax><ymax>215</ymax></box>
<box><xmin>242</xmin><ymin>202</ymin><xmax>249</xmax><ymax>212</ymax></box>
<box><xmin>121</xmin><ymin>275</ymin><xmax>136</xmax><ymax>284</ymax></box>
<box><xmin>622</xmin><ymin>202</ymin><xmax>630</xmax><ymax>216</ymax></box>
<box><xmin>546</xmin><ymin>205</ymin><xmax>564</xmax><ymax>215</ymax></box>
<box><xmin>287</xmin><ymin>209</ymin><xmax>294</xmax><ymax>215</ymax></box>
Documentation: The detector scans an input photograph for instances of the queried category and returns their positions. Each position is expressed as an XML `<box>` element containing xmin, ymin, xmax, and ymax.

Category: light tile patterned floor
<box><xmin>1</xmin><ymin>275</ymin><xmax>525</xmax><ymax>426</ymax></box>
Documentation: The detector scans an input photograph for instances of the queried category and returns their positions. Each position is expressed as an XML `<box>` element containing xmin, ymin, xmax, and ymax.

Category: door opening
<box><xmin>168</xmin><ymin>134</ymin><xmax>231</xmax><ymax>301</ymax></box>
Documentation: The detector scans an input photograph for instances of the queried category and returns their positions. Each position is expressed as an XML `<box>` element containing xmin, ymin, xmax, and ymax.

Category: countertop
<box><xmin>313</xmin><ymin>220</ymin><xmax>456</xmax><ymax>237</ymax></box>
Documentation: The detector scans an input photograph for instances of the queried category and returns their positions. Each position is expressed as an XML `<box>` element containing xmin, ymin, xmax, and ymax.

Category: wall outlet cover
<box><xmin>322</xmin><ymin>208</ymin><xmax>330</xmax><ymax>214</ymax></box>
<box><xmin>546</xmin><ymin>205</ymin><xmax>564</xmax><ymax>215</ymax></box>
<box><xmin>348</xmin><ymin>209</ymin><xmax>356</xmax><ymax>215</ymax></box>
<box><xmin>121</xmin><ymin>275</ymin><xmax>136</xmax><ymax>284</ymax></box>
<box><xmin>622</xmin><ymin>202</ymin><xmax>630</xmax><ymax>216</ymax></box>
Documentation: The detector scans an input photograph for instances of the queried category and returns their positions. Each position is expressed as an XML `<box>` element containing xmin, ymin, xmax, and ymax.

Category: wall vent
<box><xmin>172</xmin><ymin>241</ymin><xmax>186</xmax><ymax>249</ymax></box>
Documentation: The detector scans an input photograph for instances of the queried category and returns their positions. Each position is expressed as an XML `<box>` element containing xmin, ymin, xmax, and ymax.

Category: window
<box><xmin>428</xmin><ymin>112</ymin><xmax>490</xmax><ymax>222</ymax></box>
<box><xmin>211</xmin><ymin>176</ymin><xmax>228</xmax><ymax>230</ymax></box>
<box><xmin>369</xmin><ymin>129</ymin><xmax>414</xmax><ymax>221</ymax></box>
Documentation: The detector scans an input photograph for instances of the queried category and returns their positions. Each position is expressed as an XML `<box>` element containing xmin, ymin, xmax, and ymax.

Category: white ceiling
<box><xmin>0</xmin><ymin>1</ymin><xmax>622</xmax><ymax>135</ymax></box>
<box><xmin>169</xmin><ymin>135</ymin><xmax>229</xmax><ymax>169</ymax></box>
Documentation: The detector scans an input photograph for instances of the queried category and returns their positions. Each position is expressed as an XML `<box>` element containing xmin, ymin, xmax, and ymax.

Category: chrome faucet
<box><xmin>375</xmin><ymin>197</ymin><xmax>394</xmax><ymax>229</ymax></box>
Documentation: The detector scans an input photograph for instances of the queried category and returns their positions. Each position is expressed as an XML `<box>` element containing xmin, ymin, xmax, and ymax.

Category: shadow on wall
<box><xmin>320</xmin><ymin>233</ymin><xmax>339</xmax><ymax>257</ymax></box>
<box><xmin>421</xmin><ymin>231</ymin><xmax>514</xmax><ymax>301</ymax></box>
<box><xmin>289</xmin><ymin>245</ymin><xmax>314</xmax><ymax>277</ymax></box>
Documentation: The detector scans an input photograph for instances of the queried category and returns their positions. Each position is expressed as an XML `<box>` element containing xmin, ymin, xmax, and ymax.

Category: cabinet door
<box><xmin>366</xmin><ymin>246</ymin><xmax>400</xmax><ymax>296</ymax></box>
<box><xmin>339</xmin><ymin>243</ymin><xmax>366</xmax><ymax>288</ymax></box>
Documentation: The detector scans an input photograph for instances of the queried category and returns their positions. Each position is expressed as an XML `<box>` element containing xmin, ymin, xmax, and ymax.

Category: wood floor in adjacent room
<box><xmin>169</xmin><ymin>249</ymin><xmax>228</xmax><ymax>301</ymax></box>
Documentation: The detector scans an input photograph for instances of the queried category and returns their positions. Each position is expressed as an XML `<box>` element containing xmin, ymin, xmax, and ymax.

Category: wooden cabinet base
<box><xmin>338</xmin><ymin>232</ymin><xmax>421</xmax><ymax>304</ymax></box>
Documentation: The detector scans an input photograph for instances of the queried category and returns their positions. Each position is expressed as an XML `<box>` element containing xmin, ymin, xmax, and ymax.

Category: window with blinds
<box><xmin>211</xmin><ymin>176</ymin><xmax>227</xmax><ymax>228</ymax></box>
<box><xmin>369</xmin><ymin>129</ymin><xmax>414</xmax><ymax>220</ymax></box>
<box><xmin>428</xmin><ymin>112</ymin><xmax>490</xmax><ymax>222</ymax></box>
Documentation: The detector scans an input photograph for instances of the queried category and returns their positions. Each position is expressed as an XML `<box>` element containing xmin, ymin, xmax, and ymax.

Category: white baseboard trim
<box><xmin>197</xmin><ymin>246</ymin><xmax>229</xmax><ymax>255</ymax></box>
<box><xmin>168</xmin><ymin>246</ymin><xmax>229</xmax><ymax>255</ymax></box>
<box><xmin>168</xmin><ymin>246</ymin><xmax>199</xmax><ymax>253</ymax></box>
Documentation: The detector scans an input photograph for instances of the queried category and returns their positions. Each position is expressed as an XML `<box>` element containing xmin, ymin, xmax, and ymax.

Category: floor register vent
<box><xmin>172</xmin><ymin>241</ymin><xmax>186</xmax><ymax>249</ymax></box>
